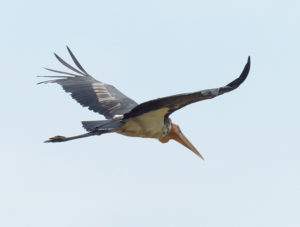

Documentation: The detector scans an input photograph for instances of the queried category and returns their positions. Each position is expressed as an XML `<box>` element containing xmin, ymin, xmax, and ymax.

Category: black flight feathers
<box><xmin>38</xmin><ymin>47</ymin><xmax>250</xmax><ymax>120</ymax></box>
<box><xmin>38</xmin><ymin>47</ymin><xmax>138</xmax><ymax>119</ymax></box>
<box><xmin>124</xmin><ymin>56</ymin><xmax>251</xmax><ymax>119</ymax></box>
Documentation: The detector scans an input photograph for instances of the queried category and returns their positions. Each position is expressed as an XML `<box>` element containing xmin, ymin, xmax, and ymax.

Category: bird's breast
<box><xmin>117</xmin><ymin>108</ymin><xmax>170</xmax><ymax>139</ymax></box>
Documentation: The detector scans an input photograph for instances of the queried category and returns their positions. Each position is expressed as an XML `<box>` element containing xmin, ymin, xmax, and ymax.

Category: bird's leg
<box><xmin>44</xmin><ymin>131</ymin><xmax>103</xmax><ymax>143</ymax></box>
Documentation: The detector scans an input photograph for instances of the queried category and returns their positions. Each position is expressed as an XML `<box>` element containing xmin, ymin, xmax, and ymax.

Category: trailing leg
<box><xmin>44</xmin><ymin>131</ymin><xmax>104</xmax><ymax>143</ymax></box>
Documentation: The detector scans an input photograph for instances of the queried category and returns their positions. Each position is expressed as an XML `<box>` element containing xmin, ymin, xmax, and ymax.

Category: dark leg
<box><xmin>44</xmin><ymin>131</ymin><xmax>105</xmax><ymax>143</ymax></box>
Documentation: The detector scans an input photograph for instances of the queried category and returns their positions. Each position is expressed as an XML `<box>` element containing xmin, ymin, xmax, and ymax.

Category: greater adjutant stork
<box><xmin>39</xmin><ymin>47</ymin><xmax>250</xmax><ymax>159</ymax></box>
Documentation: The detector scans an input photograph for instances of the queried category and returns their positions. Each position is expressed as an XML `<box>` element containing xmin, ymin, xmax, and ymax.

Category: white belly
<box><xmin>117</xmin><ymin>108</ymin><xmax>169</xmax><ymax>139</ymax></box>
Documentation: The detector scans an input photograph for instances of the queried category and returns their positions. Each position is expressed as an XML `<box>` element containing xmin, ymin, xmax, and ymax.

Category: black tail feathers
<box><xmin>81</xmin><ymin>119</ymin><xmax>123</xmax><ymax>132</ymax></box>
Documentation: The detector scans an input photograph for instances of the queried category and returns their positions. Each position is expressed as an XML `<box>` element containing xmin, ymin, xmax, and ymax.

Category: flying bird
<box><xmin>39</xmin><ymin>47</ymin><xmax>250</xmax><ymax>159</ymax></box>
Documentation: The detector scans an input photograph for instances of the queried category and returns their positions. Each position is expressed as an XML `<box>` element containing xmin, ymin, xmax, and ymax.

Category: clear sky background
<box><xmin>1</xmin><ymin>0</ymin><xmax>299</xmax><ymax>226</ymax></box>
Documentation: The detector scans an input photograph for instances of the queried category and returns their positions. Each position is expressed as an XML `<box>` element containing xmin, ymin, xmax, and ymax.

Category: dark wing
<box><xmin>38</xmin><ymin>47</ymin><xmax>138</xmax><ymax>119</ymax></box>
<box><xmin>124</xmin><ymin>57</ymin><xmax>250</xmax><ymax>119</ymax></box>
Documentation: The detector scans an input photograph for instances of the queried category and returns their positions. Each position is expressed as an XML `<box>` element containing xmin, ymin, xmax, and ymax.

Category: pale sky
<box><xmin>1</xmin><ymin>0</ymin><xmax>299</xmax><ymax>226</ymax></box>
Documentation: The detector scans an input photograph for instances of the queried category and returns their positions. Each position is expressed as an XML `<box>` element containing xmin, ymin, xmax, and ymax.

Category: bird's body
<box><xmin>39</xmin><ymin>47</ymin><xmax>250</xmax><ymax>159</ymax></box>
<box><xmin>117</xmin><ymin>108</ymin><xmax>170</xmax><ymax>138</ymax></box>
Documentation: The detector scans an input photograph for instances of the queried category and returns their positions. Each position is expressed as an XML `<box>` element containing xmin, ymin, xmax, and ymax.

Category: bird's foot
<box><xmin>44</xmin><ymin>135</ymin><xmax>67</xmax><ymax>143</ymax></box>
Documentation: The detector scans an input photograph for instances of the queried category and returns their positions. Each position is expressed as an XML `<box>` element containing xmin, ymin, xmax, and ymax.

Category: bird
<box><xmin>38</xmin><ymin>47</ymin><xmax>250</xmax><ymax>159</ymax></box>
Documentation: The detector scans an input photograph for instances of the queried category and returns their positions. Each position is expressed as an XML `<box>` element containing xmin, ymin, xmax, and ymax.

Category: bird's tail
<box><xmin>81</xmin><ymin>119</ymin><xmax>123</xmax><ymax>132</ymax></box>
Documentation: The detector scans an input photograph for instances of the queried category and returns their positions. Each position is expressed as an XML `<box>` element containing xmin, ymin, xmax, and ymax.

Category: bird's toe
<box><xmin>44</xmin><ymin>135</ymin><xmax>66</xmax><ymax>143</ymax></box>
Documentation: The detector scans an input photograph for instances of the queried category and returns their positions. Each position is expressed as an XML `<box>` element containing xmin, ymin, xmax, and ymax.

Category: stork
<box><xmin>39</xmin><ymin>47</ymin><xmax>250</xmax><ymax>159</ymax></box>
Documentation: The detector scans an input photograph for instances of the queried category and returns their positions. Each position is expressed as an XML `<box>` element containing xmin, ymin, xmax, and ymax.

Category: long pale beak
<box><xmin>172</xmin><ymin>126</ymin><xmax>204</xmax><ymax>160</ymax></box>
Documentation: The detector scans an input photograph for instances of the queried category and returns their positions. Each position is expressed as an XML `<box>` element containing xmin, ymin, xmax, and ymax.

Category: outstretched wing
<box><xmin>38</xmin><ymin>47</ymin><xmax>138</xmax><ymax>119</ymax></box>
<box><xmin>124</xmin><ymin>57</ymin><xmax>250</xmax><ymax>119</ymax></box>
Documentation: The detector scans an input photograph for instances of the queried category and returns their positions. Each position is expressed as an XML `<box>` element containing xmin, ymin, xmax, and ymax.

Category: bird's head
<box><xmin>159</xmin><ymin>119</ymin><xmax>204</xmax><ymax>160</ymax></box>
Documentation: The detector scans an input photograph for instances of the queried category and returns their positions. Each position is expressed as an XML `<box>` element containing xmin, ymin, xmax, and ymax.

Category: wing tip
<box><xmin>243</xmin><ymin>55</ymin><xmax>251</xmax><ymax>79</ymax></box>
<box><xmin>65</xmin><ymin>45</ymin><xmax>89</xmax><ymax>76</ymax></box>
<box><xmin>247</xmin><ymin>55</ymin><xmax>251</xmax><ymax>68</ymax></box>
<box><xmin>225</xmin><ymin>56</ymin><xmax>251</xmax><ymax>89</ymax></box>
